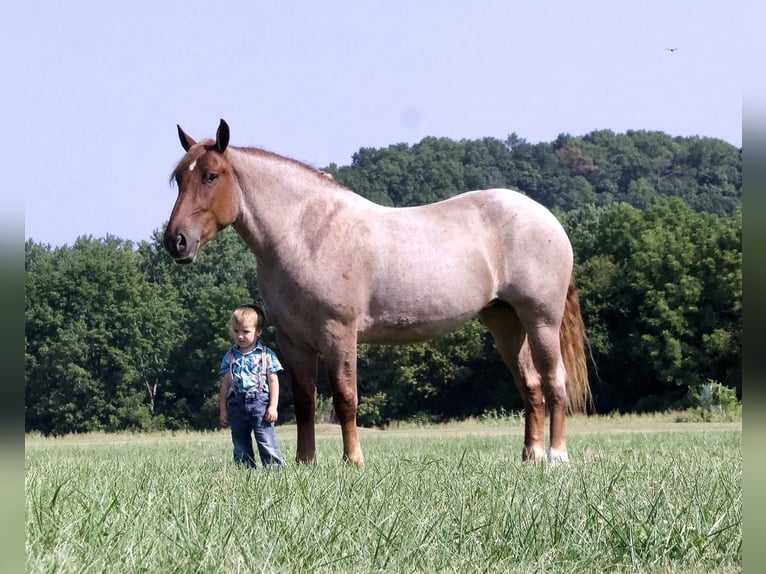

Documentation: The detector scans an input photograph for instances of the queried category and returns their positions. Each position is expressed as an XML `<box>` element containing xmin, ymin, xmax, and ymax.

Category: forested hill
<box><xmin>25</xmin><ymin>129</ymin><xmax>741</xmax><ymax>435</ymax></box>
<box><xmin>324</xmin><ymin>130</ymin><xmax>741</xmax><ymax>216</ymax></box>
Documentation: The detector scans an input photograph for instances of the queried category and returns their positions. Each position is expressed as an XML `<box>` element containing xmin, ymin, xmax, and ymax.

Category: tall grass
<box><xmin>26</xmin><ymin>418</ymin><xmax>741</xmax><ymax>573</ymax></box>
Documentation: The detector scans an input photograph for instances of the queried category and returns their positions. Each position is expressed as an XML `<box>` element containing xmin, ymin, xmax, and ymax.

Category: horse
<box><xmin>164</xmin><ymin>119</ymin><xmax>591</xmax><ymax>467</ymax></box>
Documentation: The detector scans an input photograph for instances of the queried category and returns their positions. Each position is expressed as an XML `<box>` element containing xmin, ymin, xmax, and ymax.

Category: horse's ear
<box><xmin>177</xmin><ymin>125</ymin><xmax>196</xmax><ymax>151</ymax></box>
<box><xmin>216</xmin><ymin>119</ymin><xmax>230</xmax><ymax>153</ymax></box>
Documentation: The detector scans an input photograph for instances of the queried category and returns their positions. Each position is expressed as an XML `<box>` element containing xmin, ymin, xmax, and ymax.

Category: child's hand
<box><xmin>264</xmin><ymin>406</ymin><xmax>278</xmax><ymax>423</ymax></box>
<box><xmin>219</xmin><ymin>411</ymin><xmax>229</xmax><ymax>428</ymax></box>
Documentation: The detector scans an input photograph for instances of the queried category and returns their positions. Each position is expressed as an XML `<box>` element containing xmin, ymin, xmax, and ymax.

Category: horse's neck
<box><xmin>229</xmin><ymin>147</ymin><xmax>359</xmax><ymax>264</ymax></box>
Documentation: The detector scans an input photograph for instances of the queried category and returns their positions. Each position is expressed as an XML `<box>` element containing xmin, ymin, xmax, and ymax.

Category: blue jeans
<box><xmin>227</xmin><ymin>391</ymin><xmax>285</xmax><ymax>468</ymax></box>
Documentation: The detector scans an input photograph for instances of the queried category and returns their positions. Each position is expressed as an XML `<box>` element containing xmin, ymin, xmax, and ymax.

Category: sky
<box><xmin>9</xmin><ymin>1</ymin><xmax>745</xmax><ymax>247</ymax></box>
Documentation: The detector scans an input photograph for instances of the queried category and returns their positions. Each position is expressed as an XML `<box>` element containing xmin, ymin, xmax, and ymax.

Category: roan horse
<box><xmin>164</xmin><ymin>119</ymin><xmax>591</xmax><ymax>467</ymax></box>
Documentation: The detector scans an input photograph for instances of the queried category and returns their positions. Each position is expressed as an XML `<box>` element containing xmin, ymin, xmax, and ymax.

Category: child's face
<box><xmin>232</xmin><ymin>317</ymin><xmax>260</xmax><ymax>351</ymax></box>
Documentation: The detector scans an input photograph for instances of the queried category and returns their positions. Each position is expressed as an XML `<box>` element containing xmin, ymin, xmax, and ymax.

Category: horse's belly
<box><xmin>357</xmin><ymin>304</ymin><xmax>481</xmax><ymax>345</ymax></box>
<box><xmin>357</xmin><ymin>249</ymin><xmax>497</xmax><ymax>344</ymax></box>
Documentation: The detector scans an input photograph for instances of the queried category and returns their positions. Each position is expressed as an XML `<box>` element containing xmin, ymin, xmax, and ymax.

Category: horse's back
<box><xmin>413</xmin><ymin>188</ymin><xmax>573</xmax><ymax>278</ymax></box>
<box><xmin>448</xmin><ymin>188</ymin><xmax>565</xmax><ymax>229</ymax></box>
<box><xmin>356</xmin><ymin>188</ymin><xmax>573</xmax><ymax>342</ymax></box>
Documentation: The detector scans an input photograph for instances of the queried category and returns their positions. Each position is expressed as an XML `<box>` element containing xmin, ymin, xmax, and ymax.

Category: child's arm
<box><xmin>264</xmin><ymin>372</ymin><xmax>279</xmax><ymax>423</ymax></box>
<box><xmin>219</xmin><ymin>373</ymin><xmax>231</xmax><ymax>428</ymax></box>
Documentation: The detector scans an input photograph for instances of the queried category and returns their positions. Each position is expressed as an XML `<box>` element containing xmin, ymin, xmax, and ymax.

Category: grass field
<box><xmin>25</xmin><ymin>414</ymin><xmax>741</xmax><ymax>573</ymax></box>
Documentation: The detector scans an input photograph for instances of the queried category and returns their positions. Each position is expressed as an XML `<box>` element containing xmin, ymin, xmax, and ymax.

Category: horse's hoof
<box><xmin>546</xmin><ymin>447</ymin><xmax>570</xmax><ymax>466</ymax></box>
<box><xmin>342</xmin><ymin>454</ymin><xmax>365</xmax><ymax>468</ymax></box>
<box><xmin>522</xmin><ymin>446</ymin><xmax>547</xmax><ymax>464</ymax></box>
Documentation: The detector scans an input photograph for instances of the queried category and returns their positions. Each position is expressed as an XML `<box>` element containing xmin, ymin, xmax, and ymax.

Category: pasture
<box><xmin>25</xmin><ymin>414</ymin><xmax>741</xmax><ymax>573</ymax></box>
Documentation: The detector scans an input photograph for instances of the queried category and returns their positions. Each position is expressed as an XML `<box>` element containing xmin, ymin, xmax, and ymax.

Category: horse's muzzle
<box><xmin>163</xmin><ymin>231</ymin><xmax>197</xmax><ymax>264</ymax></box>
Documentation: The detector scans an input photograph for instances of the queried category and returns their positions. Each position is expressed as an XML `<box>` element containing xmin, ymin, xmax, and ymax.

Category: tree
<box><xmin>561</xmin><ymin>199</ymin><xmax>741</xmax><ymax>411</ymax></box>
<box><xmin>25</xmin><ymin>236</ymin><xmax>184</xmax><ymax>433</ymax></box>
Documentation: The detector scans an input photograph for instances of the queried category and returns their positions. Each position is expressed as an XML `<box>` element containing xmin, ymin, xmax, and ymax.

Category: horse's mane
<box><xmin>236</xmin><ymin>146</ymin><xmax>338</xmax><ymax>183</ymax></box>
<box><xmin>170</xmin><ymin>142</ymin><xmax>338</xmax><ymax>187</ymax></box>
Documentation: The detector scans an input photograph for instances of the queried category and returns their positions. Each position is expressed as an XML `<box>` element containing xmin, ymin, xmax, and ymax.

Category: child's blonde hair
<box><xmin>230</xmin><ymin>304</ymin><xmax>266</xmax><ymax>333</ymax></box>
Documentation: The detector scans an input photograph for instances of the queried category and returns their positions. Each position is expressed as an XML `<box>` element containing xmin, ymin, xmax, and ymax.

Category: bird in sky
<box><xmin>665</xmin><ymin>47</ymin><xmax>679</xmax><ymax>53</ymax></box>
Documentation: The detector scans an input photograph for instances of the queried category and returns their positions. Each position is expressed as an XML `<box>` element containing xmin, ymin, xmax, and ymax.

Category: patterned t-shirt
<box><xmin>219</xmin><ymin>342</ymin><xmax>283</xmax><ymax>395</ymax></box>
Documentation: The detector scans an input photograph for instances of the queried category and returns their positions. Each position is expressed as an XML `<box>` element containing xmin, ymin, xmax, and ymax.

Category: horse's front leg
<box><xmin>277</xmin><ymin>334</ymin><xmax>319</xmax><ymax>464</ymax></box>
<box><xmin>322</xmin><ymin>329</ymin><xmax>363</xmax><ymax>467</ymax></box>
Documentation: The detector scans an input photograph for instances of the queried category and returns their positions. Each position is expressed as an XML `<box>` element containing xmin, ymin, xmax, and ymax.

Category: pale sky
<box><xmin>9</xmin><ymin>1</ymin><xmax>744</xmax><ymax>247</ymax></box>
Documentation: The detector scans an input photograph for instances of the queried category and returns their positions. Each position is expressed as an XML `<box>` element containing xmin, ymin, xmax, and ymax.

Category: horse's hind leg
<box><xmin>524</xmin><ymin>323</ymin><xmax>570</xmax><ymax>464</ymax></box>
<box><xmin>479</xmin><ymin>304</ymin><xmax>546</xmax><ymax>462</ymax></box>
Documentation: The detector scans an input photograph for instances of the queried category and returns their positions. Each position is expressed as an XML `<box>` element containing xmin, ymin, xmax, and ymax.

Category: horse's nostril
<box><xmin>163</xmin><ymin>232</ymin><xmax>187</xmax><ymax>257</ymax></box>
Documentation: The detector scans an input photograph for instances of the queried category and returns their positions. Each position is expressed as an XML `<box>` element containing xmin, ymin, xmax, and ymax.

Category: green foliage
<box><xmin>685</xmin><ymin>380</ymin><xmax>741</xmax><ymax>420</ymax></box>
<box><xmin>560</xmin><ymin>200</ymin><xmax>741</xmax><ymax>411</ymax></box>
<box><xmin>312</xmin><ymin>395</ymin><xmax>337</xmax><ymax>424</ymax></box>
<box><xmin>25</xmin><ymin>236</ymin><xmax>184</xmax><ymax>433</ymax></box>
<box><xmin>356</xmin><ymin>392</ymin><xmax>387</xmax><ymax>427</ymax></box>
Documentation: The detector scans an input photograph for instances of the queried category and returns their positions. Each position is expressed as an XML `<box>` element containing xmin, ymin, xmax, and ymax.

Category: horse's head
<box><xmin>164</xmin><ymin>119</ymin><xmax>240</xmax><ymax>263</ymax></box>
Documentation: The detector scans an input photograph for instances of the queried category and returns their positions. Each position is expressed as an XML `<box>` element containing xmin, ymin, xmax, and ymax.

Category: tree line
<box><xmin>25</xmin><ymin>129</ymin><xmax>741</xmax><ymax>434</ymax></box>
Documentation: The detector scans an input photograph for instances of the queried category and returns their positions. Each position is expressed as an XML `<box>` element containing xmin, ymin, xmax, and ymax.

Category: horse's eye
<box><xmin>205</xmin><ymin>173</ymin><xmax>219</xmax><ymax>183</ymax></box>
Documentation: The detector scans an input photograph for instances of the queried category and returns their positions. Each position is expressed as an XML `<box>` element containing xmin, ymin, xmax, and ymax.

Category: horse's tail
<box><xmin>560</xmin><ymin>273</ymin><xmax>593</xmax><ymax>414</ymax></box>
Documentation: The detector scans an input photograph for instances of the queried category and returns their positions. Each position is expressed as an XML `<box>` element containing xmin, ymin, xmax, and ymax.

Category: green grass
<box><xmin>26</xmin><ymin>415</ymin><xmax>741</xmax><ymax>573</ymax></box>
